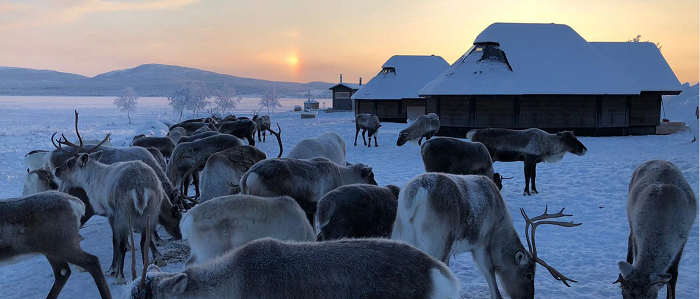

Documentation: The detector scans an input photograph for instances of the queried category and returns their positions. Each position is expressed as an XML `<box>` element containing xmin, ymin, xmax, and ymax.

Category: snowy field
<box><xmin>0</xmin><ymin>96</ymin><xmax>697</xmax><ymax>299</ymax></box>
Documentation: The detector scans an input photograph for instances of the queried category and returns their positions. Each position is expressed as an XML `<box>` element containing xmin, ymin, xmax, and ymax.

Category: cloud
<box><xmin>0</xmin><ymin>0</ymin><xmax>204</xmax><ymax>29</ymax></box>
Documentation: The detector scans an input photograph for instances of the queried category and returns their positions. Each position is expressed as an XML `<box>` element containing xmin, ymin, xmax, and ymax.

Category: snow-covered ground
<box><xmin>0</xmin><ymin>96</ymin><xmax>697</xmax><ymax>299</ymax></box>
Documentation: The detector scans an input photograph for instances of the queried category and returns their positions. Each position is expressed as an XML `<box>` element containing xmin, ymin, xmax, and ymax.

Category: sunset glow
<box><xmin>0</xmin><ymin>0</ymin><xmax>696</xmax><ymax>83</ymax></box>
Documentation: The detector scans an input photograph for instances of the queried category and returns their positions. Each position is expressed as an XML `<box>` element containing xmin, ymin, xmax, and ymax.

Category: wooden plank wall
<box><xmin>599</xmin><ymin>96</ymin><xmax>627</xmax><ymax>127</ymax></box>
<box><xmin>629</xmin><ymin>95</ymin><xmax>660</xmax><ymax>126</ymax></box>
<box><xmin>475</xmin><ymin>97</ymin><xmax>514</xmax><ymax>127</ymax></box>
<box><xmin>356</xmin><ymin>100</ymin><xmax>374</xmax><ymax>115</ymax></box>
<box><xmin>401</xmin><ymin>99</ymin><xmax>425</xmax><ymax>119</ymax></box>
<box><xmin>438</xmin><ymin>96</ymin><xmax>470</xmax><ymax>127</ymax></box>
<box><xmin>519</xmin><ymin>95</ymin><xmax>596</xmax><ymax>128</ymax></box>
<box><xmin>376</xmin><ymin>100</ymin><xmax>400</xmax><ymax>118</ymax></box>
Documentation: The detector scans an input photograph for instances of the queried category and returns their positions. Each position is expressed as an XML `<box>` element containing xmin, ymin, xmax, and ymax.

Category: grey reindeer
<box><xmin>124</xmin><ymin>238</ymin><xmax>461</xmax><ymax>299</ymax></box>
<box><xmin>180</xmin><ymin>194</ymin><xmax>315</xmax><ymax>265</ymax></box>
<box><xmin>354</xmin><ymin>113</ymin><xmax>381</xmax><ymax>147</ymax></box>
<box><xmin>131</xmin><ymin>136</ymin><xmax>176</xmax><ymax>159</ymax></box>
<box><xmin>615</xmin><ymin>160</ymin><xmax>697</xmax><ymax>299</ymax></box>
<box><xmin>0</xmin><ymin>191</ymin><xmax>112</xmax><ymax>299</ymax></box>
<box><xmin>468</xmin><ymin>128</ymin><xmax>587</xmax><ymax>195</ymax></box>
<box><xmin>22</xmin><ymin>168</ymin><xmax>58</xmax><ymax>195</ymax></box>
<box><xmin>392</xmin><ymin>173</ymin><xmax>581</xmax><ymax>299</ymax></box>
<box><xmin>397</xmin><ymin>113</ymin><xmax>440</xmax><ymax>146</ymax></box>
<box><xmin>53</xmin><ymin>149</ymin><xmax>165</xmax><ymax>285</ymax></box>
<box><xmin>421</xmin><ymin>137</ymin><xmax>506</xmax><ymax>190</ymax></box>
<box><xmin>240</xmin><ymin>157</ymin><xmax>377</xmax><ymax>226</ymax></box>
<box><xmin>286</xmin><ymin>131</ymin><xmax>347</xmax><ymax>165</ymax></box>
<box><xmin>316</xmin><ymin>184</ymin><xmax>400</xmax><ymax>241</ymax></box>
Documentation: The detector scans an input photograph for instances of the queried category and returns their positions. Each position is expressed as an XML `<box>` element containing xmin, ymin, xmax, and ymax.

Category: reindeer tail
<box><xmin>130</xmin><ymin>188</ymin><xmax>151</xmax><ymax>215</ymax></box>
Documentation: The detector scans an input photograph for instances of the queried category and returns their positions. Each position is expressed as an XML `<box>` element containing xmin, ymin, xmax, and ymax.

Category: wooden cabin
<box><xmin>329</xmin><ymin>75</ymin><xmax>361</xmax><ymax>111</ymax></box>
<box><xmin>418</xmin><ymin>23</ymin><xmax>682</xmax><ymax>136</ymax></box>
<box><xmin>352</xmin><ymin>55</ymin><xmax>449</xmax><ymax>123</ymax></box>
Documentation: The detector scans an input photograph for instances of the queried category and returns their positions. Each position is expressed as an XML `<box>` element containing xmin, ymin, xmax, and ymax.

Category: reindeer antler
<box><xmin>521</xmin><ymin>205</ymin><xmax>582</xmax><ymax>287</ymax></box>
<box><xmin>267</xmin><ymin>123</ymin><xmax>283</xmax><ymax>158</ymax></box>
<box><xmin>51</xmin><ymin>110</ymin><xmax>110</xmax><ymax>154</ymax></box>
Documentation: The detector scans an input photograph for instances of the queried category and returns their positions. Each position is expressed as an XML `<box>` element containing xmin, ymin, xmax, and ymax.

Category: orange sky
<box><xmin>0</xmin><ymin>0</ymin><xmax>697</xmax><ymax>84</ymax></box>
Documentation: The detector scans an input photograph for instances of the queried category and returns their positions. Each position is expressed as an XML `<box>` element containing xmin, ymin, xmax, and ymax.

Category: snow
<box><xmin>352</xmin><ymin>55</ymin><xmax>449</xmax><ymax>100</ymax></box>
<box><xmin>419</xmin><ymin>23</ymin><xmax>660</xmax><ymax>96</ymax></box>
<box><xmin>330</xmin><ymin>83</ymin><xmax>362</xmax><ymax>90</ymax></box>
<box><xmin>0</xmin><ymin>96</ymin><xmax>697</xmax><ymax>299</ymax></box>
<box><xmin>663</xmin><ymin>83</ymin><xmax>699</xmax><ymax>139</ymax></box>
<box><xmin>591</xmin><ymin>42</ymin><xmax>682</xmax><ymax>94</ymax></box>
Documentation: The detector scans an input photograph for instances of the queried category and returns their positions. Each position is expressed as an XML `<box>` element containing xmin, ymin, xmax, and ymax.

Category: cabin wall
<box><xmin>330</xmin><ymin>86</ymin><xmax>356</xmax><ymax>111</ymax></box>
<box><xmin>428</xmin><ymin>94</ymin><xmax>661</xmax><ymax>137</ymax></box>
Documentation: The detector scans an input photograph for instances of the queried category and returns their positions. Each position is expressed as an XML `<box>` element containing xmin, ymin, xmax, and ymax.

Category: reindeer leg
<box><xmin>354</xmin><ymin>126</ymin><xmax>360</xmax><ymax>146</ymax></box>
<box><xmin>152</xmin><ymin>227</ymin><xmax>165</xmax><ymax>246</ymax></box>
<box><xmin>58</xmin><ymin>248</ymin><xmax>111</xmax><ymax>299</ymax></box>
<box><xmin>257</xmin><ymin>130</ymin><xmax>261</xmax><ymax>142</ymax></box>
<box><xmin>668</xmin><ymin>242</ymin><xmax>685</xmax><ymax>298</ymax></box>
<box><xmin>523</xmin><ymin>160</ymin><xmax>533</xmax><ymax>196</ymax></box>
<box><xmin>263</xmin><ymin>130</ymin><xmax>266</xmax><ymax>142</ymax></box>
<box><xmin>106</xmin><ymin>217</ymin><xmax>119</xmax><ymax>277</ymax></box>
<box><xmin>530</xmin><ymin>162</ymin><xmax>539</xmax><ymax>194</ymax></box>
<box><xmin>626</xmin><ymin>231</ymin><xmax>634</xmax><ymax>264</ymax></box>
<box><xmin>373</xmin><ymin>133</ymin><xmax>378</xmax><ymax>147</ymax></box>
<box><xmin>193</xmin><ymin>171</ymin><xmax>201</xmax><ymax>198</ymax></box>
<box><xmin>472</xmin><ymin>247</ymin><xmax>504</xmax><ymax>299</ymax></box>
<box><xmin>114</xmin><ymin>226</ymin><xmax>128</xmax><ymax>285</ymax></box>
<box><xmin>46</xmin><ymin>257</ymin><xmax>71</xmax><ymax>299</ymax></box>
<box><xmin>247</xmin><ymin>135</ymin><xmax>255</xmax><ymax>146</ymax></box>
<box><xmin>362</xmin><ymin>130</ymin><xmax>367</xmax><ymax>146</ymax></box>
<box><xmin>145</xmin><ymin>226</ymin><xmax>167</xmax><ymax>267</ymax></box>
<box><xmin>418</xmin><ymin>137</ymin><xmax>423</xmax><ymax>145</ymax></box>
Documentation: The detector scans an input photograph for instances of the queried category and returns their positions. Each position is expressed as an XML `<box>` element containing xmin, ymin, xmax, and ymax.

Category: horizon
<box><xmin>0</xmin><ymin>0</ymin><xmax>697</xmax><ymax>84</ymax></box>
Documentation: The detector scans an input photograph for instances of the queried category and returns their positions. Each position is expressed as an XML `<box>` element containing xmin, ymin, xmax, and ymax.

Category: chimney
<box><xmin>340</xmin><ymin>74</ymin><xmax>343</xmax><ymax>83</ymax></box>
<box><xmin>359</xmin><ymin>77</ymin><xmax>362</xmax><ymax>86</ymax></box>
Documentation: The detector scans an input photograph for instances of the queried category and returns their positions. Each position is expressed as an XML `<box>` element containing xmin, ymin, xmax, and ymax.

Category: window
<box><xmin>335</xmin><ymin>91</ymin><xmax>350</xmax><ymax>99</ymax></box>
<box><xmin>378</xmin><ymin>67</ymin><xmax>396</xmax><ymax>77</ymax></box>
<box><xmin>460</xmin><ymin>42</ymin><xmax>513</xmax><ymax>71</ymax></box>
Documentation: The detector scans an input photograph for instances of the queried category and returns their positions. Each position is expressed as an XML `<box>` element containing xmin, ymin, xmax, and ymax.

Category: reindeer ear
<box><xmin>556</xmin><ymin>131</ymin><xmax>564</xmax><ymax>137</ymax></box>
<box><xmin>378</xmin><ymin>124</ymin><xmax>382</xmax><ymax>128</ymax></box>
<box><xmin>362</xmin><ymin>167</ymin><xmax>373</xmax><ymax>177</ymax></box>
<box><xmin>618</xmin><ymin>261</ymin><xmax>633</xmax><ymax>279</ymax></box>
<box><xmin>514</xmin><ymin>250</ymin><xmax>529</xmax><ymax>265</ymax></box>
<box><xmin>650</xmin><ymin>273</ymin><xmax>672</xmax><ymax>283</ymax></box>
<box><xmin>77</xmin><ymin>154</ymin><xmax>90</xmax><ymax>167</ymax></box>
<box><xmin>158</xmin><ymin>273</ymin><xmax>188</xmax><ymax>295</ymax></box>
<box><xmin>89</xmin><ymin>151</ymin><xmax>103</xmax><ymax>162</ymax></box>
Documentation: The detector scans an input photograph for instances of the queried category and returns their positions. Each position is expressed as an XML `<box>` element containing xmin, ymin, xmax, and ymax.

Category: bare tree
<box><xmin>114</xmin><ymin>86</ymin><xmax>138</xmax><ymax>124</ymax></box>
<box><xmin>628</xmin><ymin>34</ymin><xmax>662</xmax><ymax>51</ymax></box>
<box><xmin>168</xmin><ymin>89</ymin><xmax>188</xmax><ymax>121</ymax></box>
<box><xmin>214</xmin><ymin>84</ymin><xmax>241</xmax><ymax>114</ymax></box>
<box><xmin>259</xmin><ymin>87</ymin><xmax>282</xmax><ymax>114</ymax></box>
<box><xmin>168</xmin><ymin>82</ymin><xmax>211</xmax><ymax>120</ymax></box>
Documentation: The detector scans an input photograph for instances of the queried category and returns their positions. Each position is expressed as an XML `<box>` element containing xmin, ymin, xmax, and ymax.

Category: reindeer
<box><xmin>180</xmin><ymin>194</ymin><xmax>315</xmax><ymax>265</ymax></box>
<box><xmin>217</xmin><ymin>119</ymin><xmax>257</xmax><ymax>145</ymax></box>
<box><xmin>171</xmin><ymin>121</ymin><xmax>213</xmax><ymax>135</ymax></box>
<box><xmin>125</xmin><ymin>238</ymin><xmax>461</xmax><ymax>299</ymax></box>
<box><xmin>0</xmin><ymin>191</ymin><xmax>112</xmax><ymax>299</ymax></box>
<box><xmin>316</xmin><ymin>184</ymin><xmax>400</xmax><ymax>241</ymax></box>
<box><xmin>240</xmin><ymin>157</ymin><xmax>376</xmax><ymax>226</ymax></box>
<box><xmin>47</xmin><ymin>111</ymin><xmax>182</xmax><ymax>241</ymax></box>
<box><xmin>192</xmin><ymin>126</ymin><xmax>212</xmax><ymax>135</ymax></box>
<box><xmin>176</xmin><ymin>131</ymin><xmax>220</xmax><ymax>144</ymax></box>
<box><xmin>397</xmin><ymin>113</ymin><xmax>440</xmax><ymax>146</ymax></box>
<box><xmin>22</xmin><ymin>169</ymin><xmax>58</xmax><ymax>195</ymax></box>
<box><xmin>252</xmin><ymin>109</ymin><xmax>271</xmax><ymax>142</ymax></box>
<box><xmin>52</xmin><ymin>149</ymin><xmax>165</xmax><ymax>285</ymax></box>
<box><xmin>167</xmin><ymin>127</ymin><xmax>187</xmax><ymax>143</ymax></box>
<box><xmin>287</xmin><ymin>131</ymin><xmax>346</xmax><ymax>165</ymax></box>
<box><xmin>354</xmin><ymin>113</ymin><xmax>381</xmax><ymax>147</ymax></box>
<box><xmin>468</xmin><ymin>128</ymin><xmax>587</xmax><ymax>195</ymax></box>
<box><xmin>614</xmin><ymin>160</ymin><xmax>697</xmax><ymax>299</ymax></box>
<box><xmin>392</xmin><ymin>173</ymin><xmax>581</xmax><ymax>299</ymax></box>
<box><xmin>131</xmin><ymin>136</ymin><xmax>176</xmax><ymax>159</ymax></box>
<box><xmin>144</xmin><ymin>147</ymin><xmax>167</xmax><ymax>171</ymax></box>
<box><xmin>421</xmin><ymin>137</ymin><xmax>506</xmax><ymax>190</ymax></box>
<box><xmin>195</xmin><ymin>145</ymin><xmax>268</xmax><ymax>202</ymax></box>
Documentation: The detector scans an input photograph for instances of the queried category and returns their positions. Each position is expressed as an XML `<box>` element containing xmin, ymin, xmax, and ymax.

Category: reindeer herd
<box><xmin>0</xmin><ymin>110</ymin><xmax>696</xmax><ymax>299</ymax></box>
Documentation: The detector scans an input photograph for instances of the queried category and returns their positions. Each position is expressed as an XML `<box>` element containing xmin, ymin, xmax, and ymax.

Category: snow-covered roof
<box><xmin>419</xmin><ymin>23</ymin><xmax>668</xmax><ymax>96</ymax></box>
<box><xmin>352</xmin><ymin>55</ymin><xmax>449</xmax><ymax>100</ymax></box>
<box><xmin>590</xmin><ymin>42</ymin><xmax>681</xmax><ymax>94</ymax></box>
<box><xmin>329</xmin><ymin>82</ymin><xmax>362</xmax><ymax>90</ymax></box>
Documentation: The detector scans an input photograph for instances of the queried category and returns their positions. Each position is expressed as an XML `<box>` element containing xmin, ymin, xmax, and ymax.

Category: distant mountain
<box><xmin>0</xmin><ymin>64</ymin><xmax>333</xmax><ymax>97</ymax></box>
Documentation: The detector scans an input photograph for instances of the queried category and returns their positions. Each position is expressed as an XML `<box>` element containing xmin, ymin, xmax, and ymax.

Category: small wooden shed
<box><xmin>352</xmin><ymin>55</ymin><xmax>449</xmax><ymax>123</ymax></box>
<box><xmin>329</xmin><ymin>75</ymin><xmax>361</xmax><ymax>111</ymax></box>
<box><xmin>418</xmin><ymin>23</ymin><xmax>682</xmax><ymax>136</ymax></box>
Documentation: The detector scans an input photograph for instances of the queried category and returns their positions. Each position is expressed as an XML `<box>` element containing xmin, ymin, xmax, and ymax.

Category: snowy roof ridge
<box><xmin>419</xmin><ymin>23</ymin><xmax>679</xmax><ymax>96</ymax></box>
<box><xmin>590</xmin><ymin>42</ymin><xmax>681</xmax><ymax>94</ymax></box>
<box><xmin>352</xmin><ymin>55</ymin><xmax>449</xmax><ymax>100</ymax></box>
<box><xmin>329</xmin><ymin>82</ymin><xmax>362</xmax><ymax>90</ymax></box>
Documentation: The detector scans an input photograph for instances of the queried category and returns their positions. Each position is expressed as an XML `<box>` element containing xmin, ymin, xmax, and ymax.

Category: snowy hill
<box><xmin>663</xmin><ymin>83</ymin><xmax>699</xmax><ymax>139</ymax></box>
<box><xmin>0</xmin><ymin>64</ymin><xmax>332</xmax><ymax>97</ymax></box>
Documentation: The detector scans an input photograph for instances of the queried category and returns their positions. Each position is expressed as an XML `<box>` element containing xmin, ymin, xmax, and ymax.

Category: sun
<box><xmin>286</xmin><ymin>55</ymin><xmax>299</xmax><ymax>66</ymax></box>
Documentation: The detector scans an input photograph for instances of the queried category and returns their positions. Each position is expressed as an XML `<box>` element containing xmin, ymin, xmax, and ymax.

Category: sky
<box><xmin>0</xmin><ymin>0</ymin><xmax>697</xmax><ymax>84</ymax></box>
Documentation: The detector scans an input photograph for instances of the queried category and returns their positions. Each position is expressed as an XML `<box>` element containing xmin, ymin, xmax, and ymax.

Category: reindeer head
<box><xmin>53</xmin><ymin>152</ymin><xmax>103</xmax><ymax>185</ymax></box>
<box><xmin>347</xmin><ymin>163</ymin><xmax>377</xmax><ymax>185</ymax></box>
<box><xmin>497</xmin><ymin>206</ymin><xmax>581</xmax><ymax>299</ymax></box>
<box><xmin>614</xmin><ymin>262</ymin><xmax>672</xmax><ymax>299</ymax></box>
<box><xmin>557</xmin><ymin>131</ymin><xmax>587</xmax><ymax>156</ymax></box>
<box><xmin>126</xmin><ymin>265</ymin><xmax>186</xmax><ymax>299</ymax></box>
